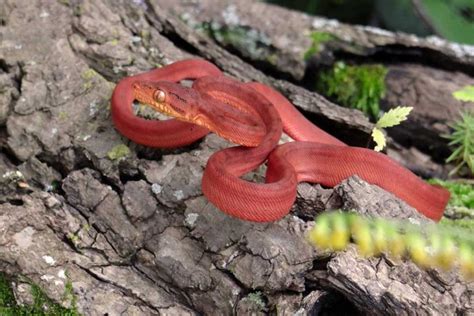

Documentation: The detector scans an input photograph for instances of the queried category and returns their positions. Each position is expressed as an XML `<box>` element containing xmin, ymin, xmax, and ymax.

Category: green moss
<box><xmin>0</xmin><ymin>274</ymin><xmax>16</xmax><ymax>311</ymax></box>
<box><xmin>58</xmin><ymin>111</ymin><xmax>68</xmax><ymax>121</ymax></box>
<box><xmin>266</xmin><ymin>53</ymin><xmax>278</xmax><ymax>66</ymax></box>
<box><xmin>429</xmin><ymin>178</ymin><xmax>474</xmax><ymax>237</ymax></box>
<box><xmin>0</xmin><ymin>273</ymin><xmax>80</xmax><ymax>316</ymax></box>
<box><xmin>304</xmin><ymin>31</ymin><xmax>335</xmax><ymax>60</ymax></box>
<box><xmin>109</xmin><ymin>39</ymin><xmax>119</xmax><ymax>46</ymax></box>
<box><xmin>245</xmin><ymin>291</ymin><xmax>265</xmax><ymax>311</ymax></box>
<box><xmin>212</xmin><ymin>24</ymin><xmax>273</xmax><ymax>60</ymax></box>
<box><xmin>63</xmin><ymin>280</ymin><xmax>77</xmax><ymax>312</ymax></box>
<box><xmin>81</xmin><ymin>69</ymin><xmax>98</xmax><ymax>91</ymax></box>
<box><xmin>317</xmin><ymin>62</ymin><xmax>388</xmax><ymax>119</ymax></box>
<box><xmin>429</xmin><ymin>179</ymin><xmax>474</xmax><ymax>217</ymax></box>
<box><xmin>81</xmin><ymin>69</ymin><xmax>97</xmax><ymax>81</ymax></box>
<box><xmin>107</xmin><ymin>144</ymin><xmax>130</xmax><ymax>161</ymax></box>
<box><xmin>67</xmin><ymin>232</ymin><xmax>80</xmax><ymax>247</ymax></box>
<box><xmin>82</xmin><ymin>224</ymin><xmax>91</xmax><ymax>232</ymax></box>
<box><xmin>72</xmin><ymin>4</ymin><xmax>83</xmax><ymax>17</ymax></box>
<box><xmin>190</xmin><ymin>21</ymin><xmax>277</xmax><ymax>63</ymax></box>
<box><xmin>57</xmin><ymin>0</ymin><xmax>70</xmax><ymax>6</ymax></box>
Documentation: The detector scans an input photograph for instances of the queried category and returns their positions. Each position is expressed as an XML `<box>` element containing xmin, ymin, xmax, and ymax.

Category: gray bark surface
<box><xmin>0</xmin><ymin>0</ymin><xmax>473</xmax><ymax>315</ymax></box>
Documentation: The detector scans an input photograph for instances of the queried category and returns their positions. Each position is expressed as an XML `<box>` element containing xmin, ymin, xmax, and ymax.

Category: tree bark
<box><xmin>0</xmin><ymin>0</ymin><xmax>472</xmax><ymax>315</ymax></box>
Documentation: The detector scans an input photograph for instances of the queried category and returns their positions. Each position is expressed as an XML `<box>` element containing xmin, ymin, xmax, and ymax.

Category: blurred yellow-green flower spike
<box><xmin>307</xmin><ymin>214</ymin><xmax>331</xmax><ymax>249</ymax></box>
<box><xmin>352</xmin><ymin>220</ymin><xmax>375</xmax><ymax>257</ymax></box>
<box><xmin>372</xmin><ymin>219</ymin><xmax>389</xmax><ymax>255</ymax></box>
<box><xmin>308</xmin><ymin>211</ymin><xmax>474</xmax><ymax>280</ymax></box>
<box><xmin>347</xmin><ymin>213</ymin><xmax>364</xmax><ymax>233</ymax></box>
<box><xmin>382</xmin><ymin>224</ymin><xmax>405</xmax><ymax>258</ymax></box>
<box><xmin>434</xmin><ymin>237</ymin><xmax>457</xmax><ymax>271</ymax></box>
<box><xmin>406</xmin><ymin>233</ymin><xmax>430</xmax><ymax>268</ymax></box>
<box><xmin>328</xmin><ymin>213</ymin><xmax>350</xmax><ymax>251</ymax></box>
<box><xmin>347</xmin><ymin>213</ymin><xmax>374</xmax><ymax>255</ymax></box>
<box><xmin>459</xmin><ymin>243</ymin><xmax>474</xmax><ymax>279</ymax></box>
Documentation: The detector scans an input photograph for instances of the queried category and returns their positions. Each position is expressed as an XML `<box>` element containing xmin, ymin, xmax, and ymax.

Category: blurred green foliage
<box><xmin>443</xmin><ymin>112</ymin><xmax>474</xmax><ymax>176</ymax></box>
<box><xmin>267</xmin><ymin>0</ymin><xmax>474</xmax><ymax>44</ymax></box>
<box><xmin>419</xmin><ymin>0</ymin><xmax>474</xmax><ymax>44</ymax></box>
<box><xmin>374</xmin><ymin>0</ymin><xmax>433</xmax><ymax>36</ymax></box>
<box><xmin>267</xmin><ymin>0</ymin><xmax>375</xmax><ymax>24</ymax></box>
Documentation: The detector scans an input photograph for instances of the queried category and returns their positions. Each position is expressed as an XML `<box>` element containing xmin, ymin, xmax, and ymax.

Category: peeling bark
<box><xmin>0</xmin><ymin>0</ymin><xmax>473</xmax><ymax>315</ymax></box>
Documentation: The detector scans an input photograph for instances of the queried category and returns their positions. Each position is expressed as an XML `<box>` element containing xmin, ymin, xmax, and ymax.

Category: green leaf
<box><xmin>453</xmin><ymin>86</ymin><xmax>474</xmax><ymax>102</ymax></box>
<box><xmin>376</xmin><ymin>106</ymin><xmax>413</xmax><ymax>128</ymax></box>
<box><xmin>372</xmin><ymin>127</ymin><xmax>386</xmax><ymax>152</ymax></box>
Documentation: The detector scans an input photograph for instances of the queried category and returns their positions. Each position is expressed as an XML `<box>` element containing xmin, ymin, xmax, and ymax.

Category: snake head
<box><xmin>133</xmin><ymin>80</ymin><xmax>265</xmax><ymax>147</ymax></box>
<box><xmin>133</xmin><ymin>80</ymin><xmax>200</xmax><ymax>121</ymax></box>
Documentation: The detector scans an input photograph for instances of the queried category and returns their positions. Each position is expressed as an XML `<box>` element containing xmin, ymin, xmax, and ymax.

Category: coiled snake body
<box><xmin>111</xmin><ymin>59</ymin><xmax>449</xmax><ymax>222</ymax></box>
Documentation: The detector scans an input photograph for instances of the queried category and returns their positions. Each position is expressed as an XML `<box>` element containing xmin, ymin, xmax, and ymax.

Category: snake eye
<box><xmin>153</xmin><ymin>90</ymin><xmax>166</xmax><ymax>103</ymax></box>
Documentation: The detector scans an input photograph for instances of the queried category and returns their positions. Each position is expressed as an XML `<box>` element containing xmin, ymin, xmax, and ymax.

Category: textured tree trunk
<box><xmin>0</xmin><ymin>0</ymin><xmax>472</xmax><ymax>315</ymax></box>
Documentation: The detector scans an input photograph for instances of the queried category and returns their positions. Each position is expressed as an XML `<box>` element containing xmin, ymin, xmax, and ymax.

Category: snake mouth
<box><xmin>147</xmin><ymin>100</ymin><xmax>181</xmax><ymax>118</ymax></box>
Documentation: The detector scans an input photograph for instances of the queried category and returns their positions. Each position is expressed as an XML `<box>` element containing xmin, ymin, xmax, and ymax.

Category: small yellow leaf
<box><xmin>371</xmin><ymin>127</ymin><xmax>386</xmax><ymax>152</ymax></box>
<box><xmin>376</xmin><ymin>106</ymin><xmax>413</xmax><ymax>128</ymax></box>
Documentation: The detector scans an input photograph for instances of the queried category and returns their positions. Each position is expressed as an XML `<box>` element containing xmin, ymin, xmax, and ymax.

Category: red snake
<box><xmin>111</xmin><ymin>59</ymin><xmax>449</xmax><ymax>222</ymax></box>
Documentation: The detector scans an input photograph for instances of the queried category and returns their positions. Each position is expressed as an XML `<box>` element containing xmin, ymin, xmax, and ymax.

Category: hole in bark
<box><xmin>0</xmin><ymin>59</ymin><xmax>9</xmax><ymax>73</ymax></box>
<box><xmin>96</xmin><ymin>125</ymin><xmax>108</xmax><ymax>134</ymax></box>
<box><xmin>118</xmin><ymin>162</ymin><xmax>143</xmax><ymax>183</ymax></box>
<box><xmin>312</xmin><ymin>291</ymin><xmax>362</xmax><ymax>316</ymax></box>
<box><xmin>312</xmin><ymin>257</ymin><xmax>333</xmax><ymax>271</ymax></box>
<box><xmin>0</xmin><ymin>129</ymin><xmax>22</xmax><ymax>166</ymax></box>
<box><xmin>302</xmin><ymin>110</ymin><xmax>369</xmax><ymax>147</ymax></box>
<box><xmin>8</xmin><ymin>199</ymin><xmax>24</xmax><ymax>206</ymax></box>
<box><xmin>160</xmin><ymin>32</ymin><xmax>200</xmax><ymax>56</ymax></box>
